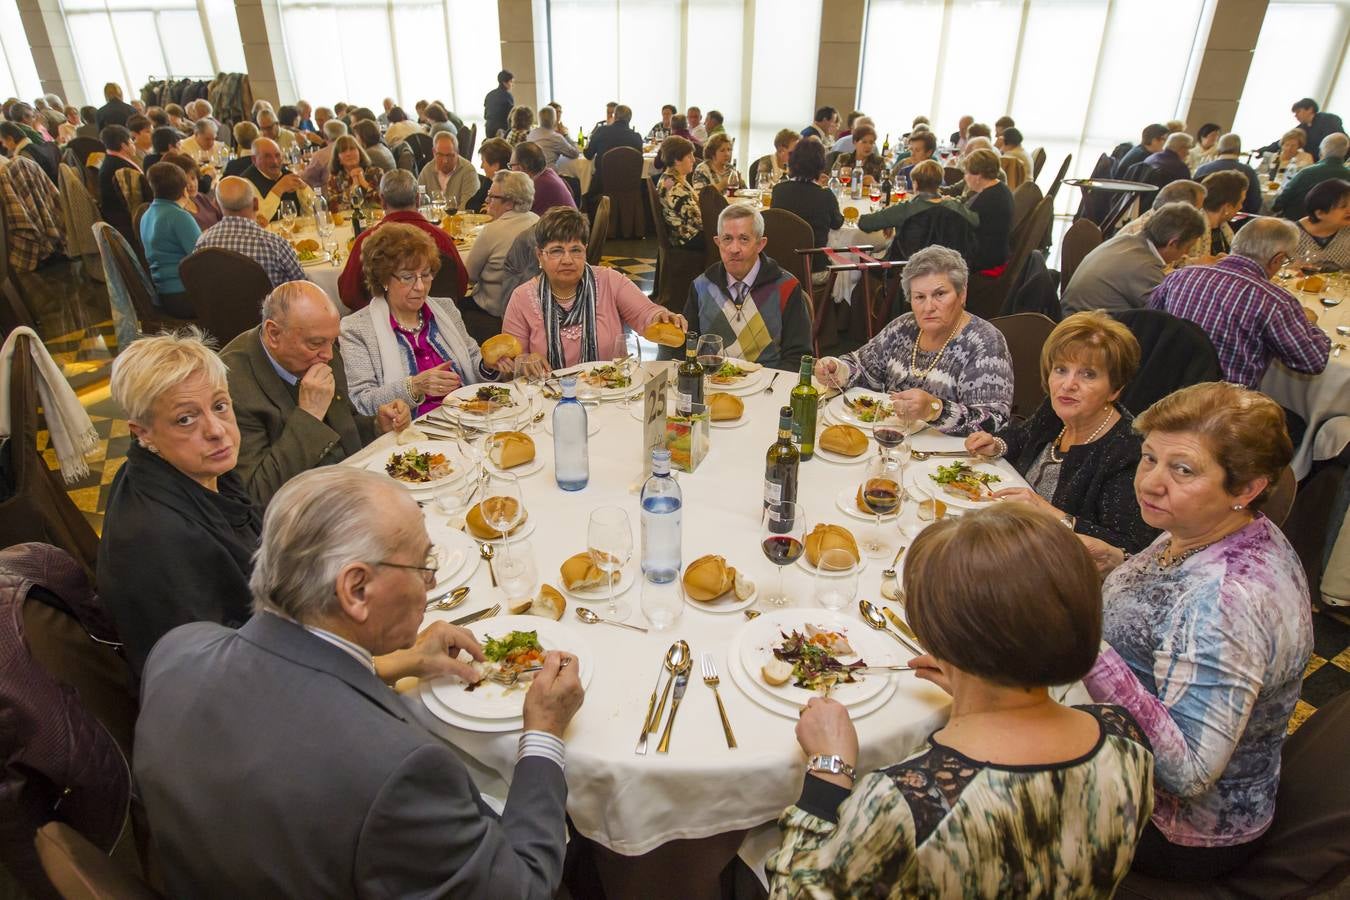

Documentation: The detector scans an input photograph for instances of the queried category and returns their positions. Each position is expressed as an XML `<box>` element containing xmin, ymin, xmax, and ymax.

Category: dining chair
<box><xmin>942</xmin><ymin>165</ymin><xmax>964</xmax><ymax>186</ymax></box>
<box><xmin>586</xmin><ymin>195</ymin><xmax>610</xmax><ymax>266</ymax></box>
<box><xmin>999</xmin><ymin>156</ymin><xmax>1027</xmax><ymax>190</ymax></box>
<box><xmin>94</xmin><ymin>222</ymin><xmax>192</xmax><ymax>336</ymax></box>
<box><xmin>644</xmin><ymin>178</ymin><xmax>705</xmax><ymax>312</ymax></box>
<box><xmin>1031</xmin><ymin>147</ymin><xmax>1046</xmax><ymax>181</ymax></box>
<box><xmin>1011</xmin><ymin>181</ymin><xmax>1042</xmax><ymax>232</ymax></box>
<box><xmin>1058</xmin><ymin>218</ymin><xmax>1102</xmax><ymax>295</ymax></box>
<box><xmin>599</xmin><ymin>146</ymin><xmax>646</xmax><ymax>240</ymax></box>
<box><xmin>179</xmin><ymin>247</ymin><xmax>270</xmax><ymax>344</ymax></box>
<box><xmin>1108</xmin><ymin>308</ymin><xmax>1221</xmax><ymax>416</ymax></box>
<box><xmin>989</xmin><ymin>312</ymin><xmax>1056</xmax><ymax>421</ymax></box>
<box><xmin>761</xmin><ymin>208</ymin><xmax>813</xmax><ymax>292</ymax></box>
<box><xmin>35</xmin><ymin>822</ymin><xmax>163</xmax><ymax>900</ymax></box>
<box><xmin>1263</xmin><ymin>466</ymin><xmax>1298</xmax><ymax>529</ymax></box>
<box><xmin>404</xmin><ymin>132</ymin><xmax>433</xmax><ymax>172</ymax></box>
<box><xmin>696</xmin><ymin>185</ymin><xmax>727</xmax><ymax>268</ymax></box>
<box><xmin>457</xmin><ymin>123</ymin><xmax>477</xmax><ymax>161</ymax></box>
<box><xmin>965</xmin><ymin>195</ymin><xmax>1053</xmax><ymax>320</ymax></box>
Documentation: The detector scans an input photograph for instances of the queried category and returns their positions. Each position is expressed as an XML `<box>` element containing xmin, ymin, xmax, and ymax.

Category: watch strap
<box><xmin>806</xmin><ymin>754</ymin><xmax>857</xmax><ymax>781</ymax></box>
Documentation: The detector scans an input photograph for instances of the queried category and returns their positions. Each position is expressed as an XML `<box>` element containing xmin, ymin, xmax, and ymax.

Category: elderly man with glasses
<box><xmin>417</xmin><ymin>131</ymin><xmax>479</xmax><ymax>210</ymax></box>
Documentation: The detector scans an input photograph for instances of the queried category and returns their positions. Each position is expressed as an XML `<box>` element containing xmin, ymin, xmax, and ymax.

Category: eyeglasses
<box><xmin>376</xmin><ymin>552</ymin><xmax>439</xmax><ymax>586</ymax></box>
<box><xmin>391</xmin><ymin>271</ymin><xmax>434</xmax><ymax>285</ymax></box>
<box><xmin>716</xmin><ymin>234</ymin><xmax>757</xmax><ymax>248</ymax></box>
<box><xmin>486</xmin><ymin>193</ymin><xmax>508</xmax><ymax>203</ymax></box>
<box><xmin>542</xmin><ymin>246</ymin><xmax>586</xmax><ymax>260</ymax></box>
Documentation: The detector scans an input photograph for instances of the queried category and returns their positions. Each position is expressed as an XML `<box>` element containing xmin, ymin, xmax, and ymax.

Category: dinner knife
<box><xmin>636</xmin><ymin>657</ymin><xmax>671</xmax><ymax>756</ymax></box>
<box><xmin>882</xmin><ymin>608</ymin><xmax>923</xmax><ymax>650</ymax></box>
<box><xmin>656</xmin><ymin>670</ymin><xmax>689</xmax><ymax>754</ymax></box>
<box><xmin>853</xmin><ymin>665</ymin><xmax>916</xmax><ymax>674</ymax></box>
<box><xmin>450</xmin><ymin>604</ymin><xmax>499</xmax><ymax>627</ymax></box>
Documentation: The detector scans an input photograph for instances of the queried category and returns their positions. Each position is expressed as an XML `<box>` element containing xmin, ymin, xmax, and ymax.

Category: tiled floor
<box><xmin>15</xmin><ymin>245</ymin><xmax>1350</xmax><ymax>734</ymax></box>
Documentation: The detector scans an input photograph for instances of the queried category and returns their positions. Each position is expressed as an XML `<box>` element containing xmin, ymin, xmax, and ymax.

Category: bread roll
<box><xmin>819</xmin><ymin>424</ymin><xmax>868</xmax><ymax>457</ymax></box>
<box><xmin>481</xmin><ymin>334</ymin><xmax>523</xmax><ymax>367</ymax></box>
<box><xmin>761</xmin><ymin>659</ymin><xmax>793</xmax><ymax>686</ymax></box>
<box><xmin>708</xmin><ymin>392</ymin><xmax>744</xmax><ymax>422</ymax></box>
<box><xmin>682</xmin><ymin>554</ymin><xmax>737</xmax><ymax>601</ymax></box>
<box><xmin>294</xmin><ymin>238</ymin><xmax>320</xmax><ymax>253</ymax></box>
<box><xmin>804</xmin><ymin>523</ymin><xmax>860</xmax><ymax>567</ymax></box>
<box><xmin>507</xmin><ymin>584</ymin><xmax>566</xmax><ymax>620</ymax></box>
<box><xmin>466</xmin><ymin>497</ymin><xmax>526</xmax><ymax>540</ymax></box>
<box><xmin>560</xmin><ymin>552</ymin><xmax>618</xmax><ymax>591</ymax></box>
<box><xmin>488</xmin><ymin>431</ymin><xmax>535</xmax><ymax>469</ymax></box>
<box><xmin>642</xmin><ymin>321</ymin><xmax>686</xmax><ymax>348</ymax></box>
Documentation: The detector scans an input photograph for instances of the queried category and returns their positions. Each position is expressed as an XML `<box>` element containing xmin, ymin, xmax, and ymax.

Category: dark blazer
<box><xmin>1113</xmin><ymin>144</ymin><xmax>1150</xmax><ymax>179</ymax></box>
<box><xmin>95</xmin><ymin>99</ymin><xmax>136</xmax><ymax>130</ymax></box>
<box><xmin>771</xmin><ymin>178</ymin><xmax>844</xmax><ymax>251</ymax></box>
<box><xmin>135</xmin><ymin>613</ymin><xmax>570</xmax><ymax>898</ymax></box>
<box><xmin>968</xmin><ymin>181</ymin><xmax>1014</xmax><ymax>271</ymax></box>
<box><xmin>582</xmin><ymin>120</ymin><xmax>643</xmax><ymax>194</ymax></box>
<box><xmin>223</xmin><ymin>155</ymin><xmax>253</xmax><ymax>178</ymax></box>
<box><xmin>996</xmin><ymin>399</ymin><xmax>1157</xmax><ymax>552</ymax></box>
<box><xmin>1142</xmin><ymin>149</ymin><xmax>1191</xmax><ymax>187</ymax></box>
<box><xmin>221</xmin><ymin>327</ymin><xmax>375</xmax><ymax>507</ymax></box>
<box><xmin>97</xmin><ymin>154</ymin><xmax>142</xmax><ymax>246</ymax></box>
<box><xmin>483</xmin><ymin>85</ymin><xmax>514</xmax><ymax>139</ymax></box>
<box><xmin>20</xmin><ymin>142</ymin><xmax>59</xmax><ymax>184</ymax></box>
<box><xmin>96</xmin><ymin>443</ymin><xmax>261</xmax><ymax>675</ymax></box>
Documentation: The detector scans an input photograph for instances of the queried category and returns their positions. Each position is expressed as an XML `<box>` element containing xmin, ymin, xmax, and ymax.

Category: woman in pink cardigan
<box><xmin>501</xmin><ymin>207</ymin><xmax>686</xmax><ymax>376</ymax></box>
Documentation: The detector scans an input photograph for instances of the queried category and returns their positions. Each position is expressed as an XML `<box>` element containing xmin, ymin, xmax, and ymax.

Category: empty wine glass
<box><xmin>614</xmin><ymin>331</ymin><xmax>638</xmax><ymax>408</ymax></box>
<box><xmin>496</xmin><ymin>539</ymin><xmax>538</xmax><ymax>606</ymax></box>
<box><xmin>813</xmin><ymin>548</ymin><xmax>858</xmax><ymax>611</ymax></box>
<box><xmin>760</xmin><ymin>501</ymin><xmax>805</xmax><ymax>606</ymax></box>
<box><xmin>695</xmin><ymin>334</ymin><xmax>724</xmax><ymax>376</ymax></box>
<box><xmin>280</xmin><ymin>200</ymin><xmax>298</xmax><ymax>237</ymax></box>
<box><xmin>859</xmin><ymin>456</ymin><xmax>901</xmax><ymax>558</ymax></box>
<box><xmin>588</xmin><ymin>506</ymin><xmax>633</xmax><ymax>621</ymax></box>
<box><xmin>481</xmin><ymin>471</ymin><xmax>523</xmax><ymax>561</ymax></box>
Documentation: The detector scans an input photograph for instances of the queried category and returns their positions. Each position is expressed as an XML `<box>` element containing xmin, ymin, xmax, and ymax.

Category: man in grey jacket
<box><xmin>1063</xmin><ymin>202</ymin><xmax>1207</xmax><ymax>314</ymax></box>
<box><xmin>134</xmin><ymin>466</ymin><xmax>584</xmax><ymax>899</ymax></box>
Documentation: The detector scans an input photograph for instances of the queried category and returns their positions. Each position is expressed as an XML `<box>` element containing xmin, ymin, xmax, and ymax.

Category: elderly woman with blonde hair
<box><xmin>97</xmin><ymin>329</ymin><xmax>260</xmax><ymax>675</ymax></box>
<box><xmin>1077</xmin><ymin>382</ymin><xmax>1311</xmax><ymax>880</ymax></box>
<box><xmin>341</xmin><ymin>223</ymin><xmax>508</xmax><ymax>416</ymax></box>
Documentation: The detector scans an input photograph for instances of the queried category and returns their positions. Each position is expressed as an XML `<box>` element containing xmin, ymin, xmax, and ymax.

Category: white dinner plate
<box><xmin>425</xmin><ymin>615</ymin><xmax>593</xmax><ymax>727</ymax></box>
<box><xmin>707</xmin><ymin>361</ymin><xmax>770</xmax><ymax>395</ymax></box>
<box><xmin>724</xmin><ymin>639</ymin><xmax>899</xmax><ymax>721</ymax></box>
<box><xmin>834</xmin><ymin>485</ymin><xmax>900</xmax><ymax>522</ymax></box>
<box><xmin>710</xmin><ymin>414</ymin><xmax>749</xmax><ymax>429</ymax></box>
<box><xmin>422</xmin><ymin>518</ymin><xmax>479</xmax><ymax>591</ymax></box>
<box><xmin>442</xmin><ymin>383</ymin><xmax>529</xmax><ymax>422</ymax></box>
<box><xmin>298</xmin><ymin>251</ymin><xmax>332</xmax><ymax>267</ymax></box>
<box><xmin>485</xmin><ymin>455</ymin><xmax>545</xmax><ymax>478</ymax></box>
<box><xmin>682</xmin><ymin>577</ymin><xmax>757</xmax><ymax>614</ymax></box>
<box><xmin>813</xmin><ymin>441</ymin><xmax>871</xmax><ymax>465</ymax></box>
<box><xmin>565</xmin><ymin>361</ymin><xmax>643</xmax><ymax>399</ymax></box>
<box><xmin>826</xmin><ymin>390</ymin><xmax>893</xmax><ymax>430</ymax></box>
<box><xmin>561</xmin><ymin>564</ymin><xmax>636</xmax><ymax>601</ymax></box>
<box><xmin>906</xmin><ymin>457</ymin><xmax>1025</xmax><ymax>511</ymax></box>
<box><xmin>366</xmin><ymin>441</ymin><xmax>470</xmax><ymax>492</ymax></box>
<box><xmin>732</xmin><ymin>609</ymin><xmax>894</xmax><ymax>710</ymax></box>
<box><xmin>468</xmin><ymin>508</ymin><xmax>537</xmax><ymax>545</ymax></box>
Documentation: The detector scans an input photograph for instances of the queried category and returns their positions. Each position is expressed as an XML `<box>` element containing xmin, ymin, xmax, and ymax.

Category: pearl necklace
<box><xmin>1048</xmin><ymin>406</ymin><xmax>1114</xmax><ymax>463</ymax></box>
<box><xmin>909</xmin><ymin>320</ymin><xmax>962</xmax><ymax>379</ymax></box>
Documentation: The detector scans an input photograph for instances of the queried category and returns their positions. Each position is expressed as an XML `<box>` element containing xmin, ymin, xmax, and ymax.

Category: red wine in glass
<box><xmin>873</xmin><ymin>426</ymin><xmax>905</xmax><ymax>450</ymax></box>
<box><xmin>862</xmin><ymin>477</ymin><xmax>901</xmax><ymax>516</ymax></box>
<box><xmin>761</xmin><ymin>534</ymin><xmax>804</xmax><ymax>566</ymax></box>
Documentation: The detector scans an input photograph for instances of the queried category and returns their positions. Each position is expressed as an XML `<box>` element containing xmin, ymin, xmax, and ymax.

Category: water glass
<box><xmin>496</xmin><ymin>541</ymin><xmax>538</xmax><ymax>605</ymax></box>
<box><xmin>640</xmin><ymin>575</ymin><xmax>683</xmax><ymax>630</ymax></box>
<box><xmin>588</xmin><ymin>506</ymin><xmax>633</xmax><ymax>620</ymax></box>
<box><xmin>813</xmin><ymin>548</ymin><xmax>858</xmax><ymax>611</ymax></box>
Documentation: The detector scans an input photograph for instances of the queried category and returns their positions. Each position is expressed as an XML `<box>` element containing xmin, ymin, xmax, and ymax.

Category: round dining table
<box><xmin>341</xmin><ymin>362</ymin><xmax>1084</xmax><ymax>896</ymax></box>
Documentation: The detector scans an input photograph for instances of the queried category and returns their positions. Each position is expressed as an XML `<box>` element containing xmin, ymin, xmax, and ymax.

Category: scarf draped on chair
<box><xmin>538</xmin><ymin>264</ymin><xmax>598</xmax><ymax>370</ymax></box>
<box><xmin>0</xmin><ymin>327</ymin><xmax>98</xmax><ymax>482</ymax></box>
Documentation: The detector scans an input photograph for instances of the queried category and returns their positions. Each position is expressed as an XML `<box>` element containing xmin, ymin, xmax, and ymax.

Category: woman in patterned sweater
<box><xmin>815</xmin><ymin>245</ymin><xmax>1013</xmax><ymax>435</ymax></box>
<box><xmin>768</xmin><ymin>504</ymin><xmax>1155</xmax><ymax>898</ymax></box>
<box><xmin>656</xmin><ymin>135</ymin><xmax>704</xmax><ymax>250</ymax></box>
<box><xmin>1077</xmin><ymin>383</ymin><xmax>1312</xmax><ymax>880</ymax></box>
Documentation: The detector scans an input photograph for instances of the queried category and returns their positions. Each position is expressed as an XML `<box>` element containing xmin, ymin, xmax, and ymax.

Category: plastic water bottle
<box><xmin>828</xmin><ymin>167</ymin><xmax>841</xmax><ymax>198</ymax></box>
<box><xmin>552</xmin><ymin>376</ymin><xmax>589</xmax><ymax>491</ymax></box>
<box><xmin>640</xmin><ymin>449</ymin><xmax>682</xmax><ymax>583</ymax></box>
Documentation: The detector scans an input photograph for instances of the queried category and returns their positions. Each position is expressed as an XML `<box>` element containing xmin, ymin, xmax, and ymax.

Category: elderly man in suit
<box><xmin>221</xmin><ymin>281</ymin><xmax>409</xmax><ymax>505</ymax></box>
<box><xmin>134</xmin><ymin>465</ymin><xmax>584</xmax><ymax>898</ymax></box>
<box><xmin>1063</xmin><ymin>202</ymin><xmax>1207</xmax><ymax>314</ymax></box>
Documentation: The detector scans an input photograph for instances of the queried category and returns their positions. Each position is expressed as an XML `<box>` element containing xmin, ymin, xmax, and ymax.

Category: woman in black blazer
<box><xmin>771</xmin><ymin>137</ymin><xmax>843</xmax><ymax>252</ymax></box>
<box><xmin>964</xmin><ymin>311</ymin><xmax>1158</xmax><ymax>552</ymax></box>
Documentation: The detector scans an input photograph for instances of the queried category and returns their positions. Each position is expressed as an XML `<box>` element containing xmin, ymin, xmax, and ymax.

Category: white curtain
<box><xmin>0</xmin><ymin>0</ymin><xmax>43</xmax><ymax>101</ymax></box>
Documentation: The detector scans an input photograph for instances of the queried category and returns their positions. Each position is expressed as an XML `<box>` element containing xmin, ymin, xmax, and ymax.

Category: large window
<box><xmin>1232</xmin><ymin>1</ymin><xmax>1349</xmax><ymax>150</ymax></box>
<box><xmin>544</xmin><ymin>0</ymin><xmax>823</xmax><ymax>171</ymax></box>
<box><xmin>0</xmin><ymin>0</ymin><xmax>43</xmax><ymax>101</ymax></box>
<box><xmin>61</xmin><ymin>0</ymin><xmax>245</xmax><ymax>103</ymax></box>
<box><xmin>277</xmin><ymin>0</ymin><xmax>499</xmax><ymax>121</ymax></box>
<box><xmin>859</xmin><ymin>0</ymin><xmax>1212</xmax><ymax>211</ymax></box>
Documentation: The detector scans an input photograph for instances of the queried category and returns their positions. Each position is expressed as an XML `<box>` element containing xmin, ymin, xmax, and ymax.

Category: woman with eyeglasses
<box><xmin>501</xmin><ymin>207</ymin><xmax>686</xmax><ymax>377</ymax></box>
<box><xmin>341</xmin><ymin>223</ymin><xmax>508</xmax><ymax>416</ymax></box>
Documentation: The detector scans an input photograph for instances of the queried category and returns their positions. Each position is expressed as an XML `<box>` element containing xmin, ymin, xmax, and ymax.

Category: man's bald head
<box><xmin>260</xmin><ymin>281</ymin><xmax>341</xmax><ymax>376</ymax></box>
<box><xmin>217</xmin><ymin>176</ymin><xmax>260</xmax><ymax>214</ymax></box>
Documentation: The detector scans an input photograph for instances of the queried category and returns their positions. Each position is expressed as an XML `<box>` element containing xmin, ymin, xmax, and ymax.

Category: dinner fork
<box><xmin>483</xmin><ymin>657</ymin><xmax>572</xmax><ymax>686</ymax></box>
<box><xmin>701</xmin><ymin>653</ymin><xmax>737</xmax><ymax>749</ymax></box>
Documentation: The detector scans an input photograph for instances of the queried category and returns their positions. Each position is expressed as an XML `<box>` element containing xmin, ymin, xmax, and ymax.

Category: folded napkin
<box><xmin>0</xmin><ymin>326</ymin><xmax>99</xmax><ymax>482</ymax></box>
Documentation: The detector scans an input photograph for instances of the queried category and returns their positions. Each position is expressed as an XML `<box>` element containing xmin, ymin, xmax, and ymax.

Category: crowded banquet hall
<box><xmin>5</xmin><ymin>0</ymin><xmax>1350</xmax><ymax>896</ymax></box>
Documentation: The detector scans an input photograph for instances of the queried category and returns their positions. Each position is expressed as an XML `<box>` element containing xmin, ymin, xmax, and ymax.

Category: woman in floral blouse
<box><xmin>325</xmin><ymin>134</ymin><xmax>382</xmax><ymax>212</ymax></box>
<box><xmin>656</xmin><ymin>135</ymin><xmax>704</xmax><ymax>250</ymax></box>
<box><xmin>692</xmin><ymin>132</ymin><xmax>740</xmax><ymax>194</ymax></box>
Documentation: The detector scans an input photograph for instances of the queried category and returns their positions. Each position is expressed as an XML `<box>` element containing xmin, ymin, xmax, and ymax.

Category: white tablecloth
<box><xmin>827</xmin><ymin>196</ymin><xmax>891</xmax><ymax>304</ymax></box>
<box><xmin>343</xmin><ymin>364</ymin><xmax>1084</xmax><ymax>857</ymax></box>
<box><xmin>560</xmin><ymin>153</ymin><xmax>657</xmax><ymax>196</ymax></box>
<box><xmin>1259</xmin><ymin>275</ymin><xmax>1350</xmax><ymax>477</ymax></box>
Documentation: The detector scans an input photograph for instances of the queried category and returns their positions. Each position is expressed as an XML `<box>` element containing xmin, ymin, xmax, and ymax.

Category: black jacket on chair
<box><xmin>97</xmin><ymin>154</ymin><xmax>141</xmax><ymax>246</ymax></box>
<box><xmin>1109</xmin><ymin>308</ymin><xmax>1222</xmax><ymax>416</ymax></box>
<box><xmin>994</xmin><ymin>399</ymin><xmax>1157</xmax><ymax>552</ymax></box>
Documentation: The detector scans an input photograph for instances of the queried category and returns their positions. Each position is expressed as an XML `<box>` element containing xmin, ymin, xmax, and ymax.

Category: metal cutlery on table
<box><xmin>853</xmin><ymin>665</ymin><xmax>916</xmax><ymax>675</ymax></box>
<box><xmin>762</xmin><ymin>372</ymin><xmax>782</xmax><ymax>394</ymax></box>
<box><xmin>425</xmin><ymin>585</ymin><xmax>470</xmax><ymax>611</ymax></box>
<box><xmin>450</xmin><ymin>603</ymin><xmax>499</xmax><ymax>627</ymax></box>
<box><xmin>657</xmin><ymin>666</ymin><xmax>690</xmax><ymax>754</ymax></box>
<box><xmin>637</xmin><ymin>641</ymin><xmax>689</xmax><ymax>755</ymax></box>
<box><xmin>483</xmin><ymin>657</ymin><xmax>572</xmax><ymax>686</ymax></box>
<box><xmin>907</xmin><ymin>449</ymin><xmax>974</xmax><ymax>461</ymax></box>
<box><xmin>701</xmin><ymin>653</ymin><xmax>737</xmax><ymax>749</ymax></box>
<box><xmin>859</xmin><ymin>599</ymin><xmax>922</xmax><ymax>656</ymax></box>
<box><xmin>882</xmin><ymin>608</ymin><xmax>923</xmax><ymax>648</ymax></box>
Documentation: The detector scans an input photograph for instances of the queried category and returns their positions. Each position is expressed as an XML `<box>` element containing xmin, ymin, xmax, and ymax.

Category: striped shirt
<box><xmin>195</xmin><ymin>215</ymin><xmax>307</xmax><ymax>288</ymax></box>
<box><xmin>1147</xmin><ymin>255</ymin><xmax>1330</xmax><ymax>388</ymax></box>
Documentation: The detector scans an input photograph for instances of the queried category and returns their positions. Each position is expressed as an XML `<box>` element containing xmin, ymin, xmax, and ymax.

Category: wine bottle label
<box><xmin>764</xmin><ymin>481</ymin><xmax>783</xmax><ymax>506</ymax></box>
<box><xmin>675</xmin><ymin>390</ymin><xmax>692</xmax><ymax>415</ymax></box>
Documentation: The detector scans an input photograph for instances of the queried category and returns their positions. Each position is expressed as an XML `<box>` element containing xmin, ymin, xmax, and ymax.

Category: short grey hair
<box><xmin>538</xmin><ymin>105</ymin><xmax>556</xmax><ymax>130</ymax></box>
<box><xmin>193</xmin><ymin>118</ymin><xmax>216</xmax><ymax>137</ymax></box>
<box><xmin>1231</xmin><ymin>216</ymin><xmax>1299</xmax><ymax>264</ymax></box>
<box><xmin>197</xmin><ymin>100</ymin><xmax>213</xmax><ymax>117</ymax></box>
<box><xmin>1320</xmin><ymin>132</ymin><xmax>1349</xmax><ymax>160</ymax></box>
<box><xmin>250</xmin><ymin>468</ymin><xmax>408</xmax><ymax>623</ymax></box>
<box><xmin>110</xmin><ymin>328</ymin><xmax>226</xmax><ymax>424</ymax></box>
<box><xmin>380</xmin><ymin>169</ymin><xmax>418</xmax><ymax>209</ymax></box>
<box><xmin>260</xmin><ymin>280</ymin><xmax>339</xmax><ymax>324</ymax></box>
<box><xmin>322</xmin><ymin>119</ymin><xmax>347</xmax><ymax>142</ymax></box>
<box><xmin>1164</xmin><ymin>132</ymin><xmax>1194</xmax><ymax>154</ymax></box>
<box><xmin>1152</xmin><ymin>179</ymin><xmax>1205</xmax><ymax>209</ymax></box>
<box><xmin>901</xmin><ymin>245</ymin><xmax>969</xmax><ymax>298</ymax></box>
<box><xmin>1216</xmin><ymin>133</ymin><xmax>1242</xmax><ymax>155</ymax></box>
<box><xmin>495</xmin><ymin>169</ymin><xmax>534</xmax><ymax>212</ymax></box>
<box><xmin>964</xmin><ymin>136</ymin><xmax>993</xmax><ymax>154</ymax></box>
<box><xmin>216</xmin><ymin>176</ymin><xmax>260</xmax><ymax>213</ymax></box>
<box><xmin>1144</xmin><ymin>202</ymin><xmax>1207</xmax><ymax>249</ymax></box>
<box><xmin>717</xmin><ymin>203</ymin><xmax>764</xmax><ymax>239</ymax></box>
<box><xmin>433</xmin><ymin>130</ymin><xmax>456</xmax><ymax>149</ymax></box>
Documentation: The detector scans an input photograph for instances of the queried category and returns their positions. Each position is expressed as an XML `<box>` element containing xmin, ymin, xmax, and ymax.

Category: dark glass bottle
<box><xmin>675</xmin><ymin>333</ymin><xmax>704</xmax><ymax>415</ymax></box>
<box><xmin>764</xmin><ymin>405</ymin><xmax>800</xmax><ymax>509</ymax></box>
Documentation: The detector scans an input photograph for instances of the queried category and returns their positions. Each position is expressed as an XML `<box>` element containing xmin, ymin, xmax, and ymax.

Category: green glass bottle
<box><xmin>764</xmin><ymin>406</ymin><xmax>800</xmax><ymax>509</ymax></box>
<box><xmin>789</xmin><ymin>355</ymin><xmax>818</xmax><ymax>460</ymax></box>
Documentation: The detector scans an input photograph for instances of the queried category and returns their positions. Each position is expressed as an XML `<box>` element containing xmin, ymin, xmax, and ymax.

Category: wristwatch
<box><xmin>927</xmin><ymin>398</ymin><xmax>943</xmax><ymax>421</ymax></box>
<box><xmin>806</xmin><ymin>754</ymin><xmax>856</xmax><ymax>782</ymax></box>
<box><xmin>1060</xmin><ymin>513</ymin><xmax>1077</xmax><ymax>530</ymax></box>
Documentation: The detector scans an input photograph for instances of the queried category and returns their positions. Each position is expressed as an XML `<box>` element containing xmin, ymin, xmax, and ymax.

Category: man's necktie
<box><xmin>732</xmin><ymin>282</ymin><xmax>748</xmax><ymax>321</ymax></box>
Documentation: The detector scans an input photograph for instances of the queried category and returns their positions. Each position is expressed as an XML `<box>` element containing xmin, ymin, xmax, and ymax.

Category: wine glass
<box><xmin>695</xmin><ymin>334</ymin><xmax>724</xmax><ymax>376</ymax></box>
<box><xmin>859</xmin><ymin>456</ymin><xmax>902</xmax><ymax>558</ymax></box>
<box><xmin>351</xmin><ymin>186</ymin><xmax>365</xmax><ymax>212</ymax></box>
<box><xmin>760</xmin><ymin>501</ymin><xmax>805</xmax><ymax>606</ymax></box>
<box><xmin>614</xmin><ymin>331</ymin><xmax>636</xmax><ymax>409</ymax></box>
<box><xmin>813</xmin><ymin>548</ymin><xmax>859</xmax><ymax>611</ymax></box>
<box><xmin>588</xmin><ymin>507</ymin><xmax>633</xmax><ymax>621</ymax></box>
<box><xmin>481</xmin><ymin>471</ymin><xmax>523</xmax><ymax>562</ymax></box>
<box><xmin>640</xmin><ymin>574</ymin><xmax>683</xmax><ymax>630</ymax></box>
<box><xmin>280</xmin><ymin>201</ymin><xmax>298</xmax><ymax>237</ymax></box>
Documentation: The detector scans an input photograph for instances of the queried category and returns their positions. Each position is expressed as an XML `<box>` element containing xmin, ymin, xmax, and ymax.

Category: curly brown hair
<box><xmin>360</xmin><ymin>223</ymin><xmax>441</xmax><ymax>295</ymax></box>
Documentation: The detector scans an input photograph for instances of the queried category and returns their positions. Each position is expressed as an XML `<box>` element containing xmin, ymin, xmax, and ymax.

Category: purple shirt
<box><xmin>1147</xmin><ymin>255</ymin><xmax>1330</xmax><ymax>388</ymax></box>
<box><xmin>390</xmin><ymin>312</ymin><xmax>456</xmax><ymax>416</ymax></box>
<box><xmin>531</xmin><ymin>167</ymin><xmax>577</xmax><ymax>215</ymax></box>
